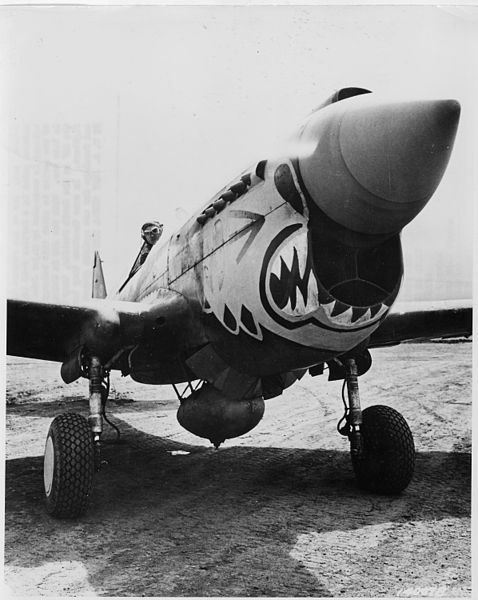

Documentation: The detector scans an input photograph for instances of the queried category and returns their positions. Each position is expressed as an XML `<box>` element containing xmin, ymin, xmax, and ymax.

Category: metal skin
<box><xmin>116</xmin><ymin>93</ymin><xmax>460</xmax><ymax>392</ymax></box>
<box><xmin>5</xmin><ymin>88</ymin><xmax>470</xmax><ymax>506</ymax></box>
<box><xmin>177</xmin><ymin>384</ymin><xmax>265</xmax><ymax>448</ymax></box>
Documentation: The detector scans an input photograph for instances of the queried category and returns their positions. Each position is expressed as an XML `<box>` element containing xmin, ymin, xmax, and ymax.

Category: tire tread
<box><xmin>44</xmin><ymin>413</ymin><xmax>94</xmax><ymax>518</ymax></box>
<box><xmin>352</xmin><ymin>404</ymin><xmax>415</xmax><ymax>494</ymax></box>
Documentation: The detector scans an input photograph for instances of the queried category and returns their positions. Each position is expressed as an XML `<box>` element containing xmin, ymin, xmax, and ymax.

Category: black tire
<box><xmin>44</xmin><ymin>413</ymin><xmax>94</xmax><ymax>518</ymax></box>
<box><xmin>352</xmin><ymin>405</ymin><xmax>415</xmax><ymax>494</ymax></box>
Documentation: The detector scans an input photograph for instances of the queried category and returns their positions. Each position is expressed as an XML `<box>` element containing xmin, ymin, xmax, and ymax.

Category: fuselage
<box><xmin>115</xmin><ymin>90</ymin><xmax>460</xmax><ymax>386</ymax></box>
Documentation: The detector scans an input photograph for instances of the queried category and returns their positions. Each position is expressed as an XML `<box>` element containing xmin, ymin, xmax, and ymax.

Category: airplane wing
<box><xmin>7</xmin><ymin>291</ymin><xmax>194</xmax><ymax>382</ymax></box>
<box><xmin>369</xmin><ymin>300</ymin><xmax>472</xmax><ymax>347</ymax></box>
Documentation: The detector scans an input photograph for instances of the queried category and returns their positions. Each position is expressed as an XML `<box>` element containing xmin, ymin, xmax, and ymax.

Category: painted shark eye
<box><xmin>274</xmin><ymin>164</ymin><xmax>305</xmax><ymax>216</ymax></box>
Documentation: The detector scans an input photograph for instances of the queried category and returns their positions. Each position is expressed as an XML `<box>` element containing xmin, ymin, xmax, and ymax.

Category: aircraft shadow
<box><xmin>5</xmin><ymin>416</ymin><xmax>471</xmax><ymax>597</ymax></box>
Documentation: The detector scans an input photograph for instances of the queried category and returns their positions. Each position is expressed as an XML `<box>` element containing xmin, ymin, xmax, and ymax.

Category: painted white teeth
<box><xmin>271</xmin><ymin>242</ymin><xmax>293</xmax><ymax>278</ymax></box>
<box><xmin>330</xmin><ymin>306</ymin><xmax>354</xmax><ymax>325</ymax></box>
<box><xmin>296</xmin><ymin>291</ymin><xmax>307</xmax><ymax>314</ymax></box>
<box><xmin>272</xmin><ymin>235</ymin><xmax>321</xmax><ymax>317</ymax></box>
<box><xmin>295</xmin><ymin>234</ymin><xmax>308</xmax><ymax>279</ymax></box>
<box><xmin>270</xmin><ymin>231</ymin><xmax>393</xmax><ymax>325</ymax></box>
<box><xmin>307</xmin><ymin>274</ymin><xmax>319</xmax><ymax>309</ymax></box>
<box><xmin>322</xmin><ymin>301</ymin><xmax>389</xmax><ymax>327</ymax></box>
<box><xmin>353</xmin><ymin>308</ymin><xmax>371</xmax><ymax>325</ymax></box>
<box><xmin>283</xmin><ymin>242</ymin><xmax>295</xmax><ymax>270</ymax></box>
<box><xmin>281</xmin><ymin>286</ymin><xmax>307</xmax><ymax>316</ymax></box>
<box><xmin>298</xmin><ymin>246</ymin><xmax>307</xmax><ymax>279</ymax></box>
<box><xmin>322</xmin><ymin>300</ymin><xmax>336</xmax><ymax>316</ymax></box>
<box><xmin>272</xmin><ymin>232</ymin><xmax>309</xmax><ymax>281</ymax></box>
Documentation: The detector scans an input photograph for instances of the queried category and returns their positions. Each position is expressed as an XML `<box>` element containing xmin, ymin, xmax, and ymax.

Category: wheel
<box><xmin>44</xmin><ymin>413</ymin><xmax>94</xmax><ymax>518</ymax></box>
<box><xmin>351</xmin><ymin>405</ymin><xmax>415</xmax><ymax>494</ymax></box>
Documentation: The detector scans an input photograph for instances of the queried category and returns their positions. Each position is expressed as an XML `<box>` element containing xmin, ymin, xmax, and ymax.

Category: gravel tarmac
<box><xmin>4</xmin><ymin>342</ymin><xmax>472</xmax><ymax>597</ymax></box>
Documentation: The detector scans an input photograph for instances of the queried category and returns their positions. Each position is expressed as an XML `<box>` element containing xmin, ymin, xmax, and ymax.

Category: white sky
<box><xmin>2</xmin><ymin>4</ymin><xmax>477</xmax><ymax>302</ymax></box>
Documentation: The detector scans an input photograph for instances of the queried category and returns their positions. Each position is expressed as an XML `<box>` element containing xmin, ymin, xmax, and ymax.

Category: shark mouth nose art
<box><xmin>269</xmin><ymin>227</ymin><xmax>317</xmax><ymax>317</ymax></box>
<box><xmin>261</xmin><ymin>223</ymin><xmax>398</xmax><ymax>331</ymax></box>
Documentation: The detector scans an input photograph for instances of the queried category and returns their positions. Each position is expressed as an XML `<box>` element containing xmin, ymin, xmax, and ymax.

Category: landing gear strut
<box><xmin>343</xmin><ymin>357</ymin><xmax>363</xmax><ymax>457</ymax></box>
<box><xmin>88</xmin><ymin>356</ymin><xmax>105</xmax><ymax>470</ymax></box>
<box><xmin>338</xmin><ymin>356</ymin><xmax>415</xmax><ymax>494</ymax></box>
<box><xmin>43</xmin><ymin>355</ymin><xmax>108</xmax><ymax>518</ymax></box>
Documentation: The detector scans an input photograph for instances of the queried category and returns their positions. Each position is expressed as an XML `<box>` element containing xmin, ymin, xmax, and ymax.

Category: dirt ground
<box><xmin>4</xmin><ymin>342</ymin><xmax>472</xmax><ymax>597</ymax></box>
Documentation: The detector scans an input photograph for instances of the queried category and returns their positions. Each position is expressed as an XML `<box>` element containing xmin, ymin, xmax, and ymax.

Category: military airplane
<box><xmin>7</xmin><ymin>87</ymin><xmax>472</xmax><ymax>518</ymax></box>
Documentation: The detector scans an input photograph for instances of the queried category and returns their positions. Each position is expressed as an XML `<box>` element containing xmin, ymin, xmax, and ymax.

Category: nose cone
<box><xmin>298</xmin><ymin>98</ymin><xmax>460</xmax><ymax>235</ymax></box>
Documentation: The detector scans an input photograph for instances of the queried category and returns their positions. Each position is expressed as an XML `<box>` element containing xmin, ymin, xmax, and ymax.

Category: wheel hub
<box><xmin>43</xmin><ymin>435</ymin><xmax>55</xmax><ymax>496</ymax></box>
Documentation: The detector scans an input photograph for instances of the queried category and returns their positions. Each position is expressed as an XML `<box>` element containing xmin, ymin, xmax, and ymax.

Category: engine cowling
<box><xmin>177</xmin><ymin>383</ymin><xmax>265</xmax><ymax>447</ymax></box>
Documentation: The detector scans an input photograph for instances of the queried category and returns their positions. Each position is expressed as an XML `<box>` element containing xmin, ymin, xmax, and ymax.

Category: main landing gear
<box><xmin>43</xmin><ymin>356</ymin><xmax>108</xmax><ymax>518</ymax></box>
<box><xmin>337</xmin><ymin>356</ymin><xmax>415</xmax><ymax>494</ymax></box>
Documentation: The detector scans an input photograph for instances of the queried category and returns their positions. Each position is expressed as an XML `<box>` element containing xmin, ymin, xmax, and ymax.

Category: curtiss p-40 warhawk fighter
<box><xmin>7</xmin><ymin>87</ymin><xmax>472</xmax><ymax>518</ymax></box>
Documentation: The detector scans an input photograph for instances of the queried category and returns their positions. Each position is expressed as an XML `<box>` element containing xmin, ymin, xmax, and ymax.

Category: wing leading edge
<box><xmin>7</xmin><ymin>290</ymin><xmax>195</xmax><ymax>382</ymax></box>
<box><xmin>7</xmin><ymin>295</ymin><xmax>472</xmax><ymax>383</ymax></box>
<box><xmin>369</xmin><ymin>300</ymin><xmax>472</xmax><ymax>347</ymax></box>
